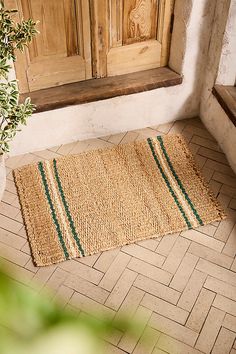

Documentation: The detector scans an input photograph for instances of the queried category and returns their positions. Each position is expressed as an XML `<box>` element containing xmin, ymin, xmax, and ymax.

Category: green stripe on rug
<box><xmin>38</xmin><ymin>162</ymin><xmax>69</xmax><ymax>259</ymax></box>
<box><xmin>147</xmin><ymin>138</ymin><xmax>192</xmax><ymax>229</ymax></box>
<box><xmin>156</xmin><ymin>136</ymin><xmax>203</xmax><ymax>226</ymax></box>
<box><xmin>53</xmin><ymin>159</ymin><xmax>85</xmax><ymax>257</ymax></box>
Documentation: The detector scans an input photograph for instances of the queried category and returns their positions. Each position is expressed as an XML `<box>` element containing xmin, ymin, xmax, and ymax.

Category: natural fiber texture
<box><xmin>14</xmin><ymin>134</ymin><xmax>226</xmax><ymax>266</ymax></box>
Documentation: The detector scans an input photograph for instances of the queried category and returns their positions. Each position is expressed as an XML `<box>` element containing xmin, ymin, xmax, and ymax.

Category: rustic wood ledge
<box><xmin>20</xmin><ymin>67</ymin><xmax>182</xmax><ymax>113</ymax></box>
<box><xmin>213</xmin><ymin>85</ymin><xmax>236</xmax><ymax>127</ymax></box>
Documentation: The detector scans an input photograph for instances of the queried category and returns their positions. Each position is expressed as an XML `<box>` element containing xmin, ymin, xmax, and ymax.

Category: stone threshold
<box><xmin>20</xmin><ymin>67</ymin><xmax>183</xmax><ymax>113</ymax></box>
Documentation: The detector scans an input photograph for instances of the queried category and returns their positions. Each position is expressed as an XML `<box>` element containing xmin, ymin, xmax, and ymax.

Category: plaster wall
<box><xmin>216</xmin><ymin>0</ymin><xmax>236</xmax><ymax>85</ymax></box>
<box><xmin>200</xmin><ymin>0</ymin><xmax>236</xmax><ymax>173</ymax></box>
<box><xmin>10</xmin><ymin>0</ymin><xmax>214</xmax><ymax>156</ymax></box>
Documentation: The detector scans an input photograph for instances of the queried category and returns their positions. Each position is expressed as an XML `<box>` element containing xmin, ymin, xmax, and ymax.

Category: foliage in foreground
<box><xmin>0</xmin><ymin>264</ymin><xmax>144</xmax><ymax>354</ymax></box>
<box><xmin>0</xmin><ymin>0</ymin><xmax>37</xmax><ymax>154</ymax></box>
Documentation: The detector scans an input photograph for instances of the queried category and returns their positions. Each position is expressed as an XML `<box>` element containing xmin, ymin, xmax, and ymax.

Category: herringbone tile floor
<box><xmin>1</xmin><ymin>117</ymin><xmax>236</xmax><ymax>354</ymax></box>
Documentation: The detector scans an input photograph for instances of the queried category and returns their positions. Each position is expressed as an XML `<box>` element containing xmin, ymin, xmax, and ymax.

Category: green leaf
<box><xmin>0</xmin><ymin>0</ymin><xmax>37</xmax><ymax>153</ymax></box>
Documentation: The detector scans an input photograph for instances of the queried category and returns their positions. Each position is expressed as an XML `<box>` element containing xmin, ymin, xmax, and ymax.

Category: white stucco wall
<box><xmin>10</xmin><ymin>0</ymin><xmax>215</xmax><ymax>156</ymax></box>
<box><xmin>200</xmin><ymin>0</ymin><xmax>236</xmax><ymax>173</ymax></box>
<box><xmin>216</xmin><ymin>0</ymin><xmax>236</xmax><ymax>86</ymax></box>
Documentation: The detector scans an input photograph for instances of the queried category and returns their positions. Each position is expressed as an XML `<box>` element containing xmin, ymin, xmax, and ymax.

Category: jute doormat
<box><xmin>14</xmin><ymin>134</ymin><xmax>226</xmax><ymax>266</ymax></box>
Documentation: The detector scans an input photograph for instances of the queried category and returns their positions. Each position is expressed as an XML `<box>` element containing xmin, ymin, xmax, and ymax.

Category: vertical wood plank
<box><xmin>91</xmin><ymin>0</ymin><xmax>108</xmax><ymax>78</ymax></box>
<box><xmin>63</xmin><ymin>0</ymin><xmax>79</xmax><ymax>57</ymax></box>
<box><xmin>160</xmin><ymin>0</ymin><xmax>174</xmax><ymax>66</ymax></box>
<box><xmin>98</xmin><ymin>0</ymin><xmax>109</xmax><ymax>77</ymax></box>
<box><xmin>80</xmin><ymin>0</ymin><xmax>92</xmax><ymax>78</ymax></box>
<box><xmin>90</xmin><ymin>0</ymin><xmax>99</xmax><ymax>77</ymax></box>
<box><xmin>157</xmin><ymin>0</ymin><xmax>165</xmax><ymax>43</ymax></box>
<box><xmin>109</xmin><ymin>0</ymin><xmax>123</xmax><ymax>48</ymax></box>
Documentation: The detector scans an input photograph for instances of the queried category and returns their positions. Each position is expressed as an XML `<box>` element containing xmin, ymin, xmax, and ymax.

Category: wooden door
<box><xmin>10</xmin><ymin>0</ymin><xmax>92</xmax><ymax>93</ymax></box>
<box><xmin>92</xmin><ymin>0</ymin><xmax>174</xmax><ymax>78</ymax></box>
<box><xmin>8</xmin><ymin>0</ymin><xmax>174</xmax><ymax>92</ymax></box>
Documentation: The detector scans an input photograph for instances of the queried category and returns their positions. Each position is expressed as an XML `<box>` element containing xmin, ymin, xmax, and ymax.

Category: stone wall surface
<box><xmin>200</xmin><ymin>0</ymin><xmax>236</xmax><ymax>173</ymax></box>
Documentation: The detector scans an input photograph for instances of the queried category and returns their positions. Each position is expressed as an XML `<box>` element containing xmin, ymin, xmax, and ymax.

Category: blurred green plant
<box><xmin>0</xmin><ymin>0</ymin><xmax>38</xmax><ymax>154</ymax></box>
<box><xmin>0</xmin><ymin>264</ymin><xmax>143</xmax><ymax>354</ymax></box>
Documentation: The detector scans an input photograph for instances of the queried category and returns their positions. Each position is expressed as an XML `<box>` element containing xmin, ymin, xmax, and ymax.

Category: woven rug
<box><xmin>14</xmin><ymin>134</ymin><xmax>226</xmax><ymax>266</ymax></box>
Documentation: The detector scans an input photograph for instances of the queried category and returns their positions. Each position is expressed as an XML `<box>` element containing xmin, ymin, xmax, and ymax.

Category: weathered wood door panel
<box><xmin>93</xmin><ymin>0</ymin><xmax>174</xmax><ymax>78</ymax></box>
<box><xmin>12</xmin><ymin>0</ymin><xmax>92</xmax><ymax>92</ymax></box>
<box><xmin>107</xmin><ymin>40</ymin><xmax>162</xmax><ymax>76</ymax></box>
